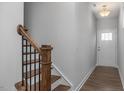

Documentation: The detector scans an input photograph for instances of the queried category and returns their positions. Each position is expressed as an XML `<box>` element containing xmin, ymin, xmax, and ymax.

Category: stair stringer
<box><xmin>52</xmin><ymin>63</ymin><xmax>73</xmax><ymax>90</ymax></box>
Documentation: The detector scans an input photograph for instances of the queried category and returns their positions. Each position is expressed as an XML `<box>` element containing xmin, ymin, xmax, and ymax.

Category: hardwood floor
<box><xmin>80</xmin><ymin>66</ymin><xmax>123</xmax><ymax>91</ymax></box>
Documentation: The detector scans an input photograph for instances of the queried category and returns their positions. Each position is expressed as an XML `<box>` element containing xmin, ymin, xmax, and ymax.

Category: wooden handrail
<box><xmin>17</xmin><ymin>24</ymin><xmax>53</xmax><ymax>91</ymax></box>
<box><xmin>17</xmin><ymin>25</ymin><xmax>41</xmax><ymax>55</ymax></box>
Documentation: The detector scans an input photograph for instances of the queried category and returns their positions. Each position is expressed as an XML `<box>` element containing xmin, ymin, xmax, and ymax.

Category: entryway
<box><xmin>80</xmin><ymin>2</ymin><xmax>121</xmax><ymax>91</ymax></box>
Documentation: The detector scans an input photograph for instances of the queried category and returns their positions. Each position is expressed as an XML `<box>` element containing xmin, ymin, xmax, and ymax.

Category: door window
<box><xmin>101</xmin><ymin>33</ymin><xmax>112</xmax><ymax>41</ymax></box>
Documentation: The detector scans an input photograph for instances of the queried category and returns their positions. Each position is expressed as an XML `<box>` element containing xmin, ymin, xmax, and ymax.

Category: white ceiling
<box><xmin>90</xmin><ymin>2</ymin><xmax>121</xmax><ymax>19</ymax></box>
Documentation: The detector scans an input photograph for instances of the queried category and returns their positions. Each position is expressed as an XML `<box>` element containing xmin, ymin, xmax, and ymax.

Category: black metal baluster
<box><xmin>30</xmin><ymin>44</ymin><xmax>32</xmax><ymax>90</ymax></box>
<box><xmin>39</xmin><ymin>54</ymin><xmax>41</xmax><ymax>90</ymax></box>
<box><xmin>34</xmin><ymin>49</ymin><xmax>37</xmax><ymax>90</ymax></box>
<box><xmin>25</xmin><ymin>39</ymin><xmax>28</xmax><ymax>91</ymax></box>
<box><xmin>22</xmin><ymin>36</ymin><xmax>24</xmax><ymax>86</ymax></box>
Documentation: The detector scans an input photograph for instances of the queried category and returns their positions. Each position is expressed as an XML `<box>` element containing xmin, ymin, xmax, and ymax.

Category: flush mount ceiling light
<box><xmin>99</xmin><ymin>5</ymin><xmax>110</xmax><ymax>17</ymax></box>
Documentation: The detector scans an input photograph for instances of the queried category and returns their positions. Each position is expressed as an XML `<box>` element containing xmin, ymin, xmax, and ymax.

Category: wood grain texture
<box><xmin>17</xmin><ymin>25</ymin><xmax>53</xmax><ymax>91</ymax></box>
<box><xmin>15</xmin><ymin>75</ymin><xmax>61</xmax><ymax>91</ymax></box>
<box><xmin>31</xmin><ymin>75</ymin><xmax>61</xmax><ymax>91</ymax></box>
<box><xmin>23</xmin><ymin>67</ymin><xmax>53</xmax><ymax>79</ymax></box>
<box><xmin>53</xmin><ymin>84</ymin><xmax>70</xmax><ymax>91</ymax></box>
<box><xmin>22</xmin><ymin>52</ymin><xmax>38</xmax><ymax>55</ymax></box>
<box><xmin>41</xmin><ymin>45</ymin><xmax>53</xmax><ymax>91</ymax></box>
<box><xmin>15</xmin><ymin>81</ymin><xmax>26</xmax><ymax>91</ymax></box>
<box><xmin>80</xmin><ymin>66</ymin><xmax>123</xmax><ymax>91</ymax></box>
<box><xmin>24</xmin><ymin>68</ymin><xmax>42</xmax><ymax>79</ymax></box>
<box><xmin>23</xmin><ymin>59</ymin><xmax>41</xmax><ymax>65</ymax></box>
<box><xmin>17</xmin><ymin>25</ymin><xmax>41</xmax><ymax>54</ymax></box>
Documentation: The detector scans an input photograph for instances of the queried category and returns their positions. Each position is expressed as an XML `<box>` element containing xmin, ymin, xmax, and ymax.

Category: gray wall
<box><xmin>0</xmin><ymin>3</ymin><xmax>23</xmax><ymax>90</ymax></box>
<box><xmin>118</xmin><ymin>3</ymin><xmax>124</xmax><ymax>87</ymax></box>
<box><xmin>24</xmin><ymin>2</ymin><xmax>97</xmax><ymax>90</ymax></box>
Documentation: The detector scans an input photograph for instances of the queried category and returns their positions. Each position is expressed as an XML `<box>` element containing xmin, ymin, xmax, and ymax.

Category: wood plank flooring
<box><xmin>80</xmin><ymin>66</ymin><xmax>123</xmax><ymax>91</ymax></box>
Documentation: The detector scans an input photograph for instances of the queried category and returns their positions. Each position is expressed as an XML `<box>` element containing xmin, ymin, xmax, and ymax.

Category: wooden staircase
<box><xmin>15</xmin><ymin>25</ymin><xmax>70</xmax><ymax>91</ymax></box>
<box><xmin>15</xmin><ymin>74</ymin><xmax>70</xmax><ymax>91</ymax></box>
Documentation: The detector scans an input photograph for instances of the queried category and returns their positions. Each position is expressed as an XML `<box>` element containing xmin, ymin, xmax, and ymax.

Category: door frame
<box><xmin>96</xmin><ymin>28</ymin><xmax>117</xmax><ymax>67</ymax></box>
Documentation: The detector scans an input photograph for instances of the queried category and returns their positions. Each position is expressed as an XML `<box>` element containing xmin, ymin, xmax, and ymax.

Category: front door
<box><xmin>97</xmin><ymin>28</ymin><xmax>117</xmax><ymax>67</ymax></box>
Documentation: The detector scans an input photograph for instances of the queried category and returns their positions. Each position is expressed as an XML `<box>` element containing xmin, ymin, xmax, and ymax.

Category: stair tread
<box><xmin>24</xmin><ymin>67</ymin><xmax>53</xmax><ymax>79</ymax></box>
<box><xmin>53</xmin><ymin>84</ymin><xmax>70</xmax><ymax>91</ymax></box>
<box><xmin>15</xmin><ymin>81</ymin><xmax>27</xmax><ymax>91</ymax></box>
<box><xmin>31</xmin><ymin>75</ymin><xmax>61</xmax><ymax>91</ymax></box>
<box><xmin>23</xmin><ymin>59</ymin><xmax>41</xmax><ymax>65</ymax></box>
<box><xmin>24</xmin><ymin>68</ymin><xmax>41</xmax><ymax>79</ymax></box>
<box><xmin>15</xmin><ymin>75</ymin><xmax>61</xmax><ymax>91</ymax></box>
<box><xmin>51</xmin><ymin>75</ymin><xmax>61</xmax><ymax>84</ymax></box>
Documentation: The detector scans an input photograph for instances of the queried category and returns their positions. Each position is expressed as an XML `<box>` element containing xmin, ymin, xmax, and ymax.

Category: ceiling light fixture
<box><xmin>99</xmin><ymin>5</ymin><xmax>110</xmax><ymax>17</ymax></box>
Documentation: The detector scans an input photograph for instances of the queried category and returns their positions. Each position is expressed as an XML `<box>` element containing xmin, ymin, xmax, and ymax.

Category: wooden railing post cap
<box><xmin>17</xmin><ymin>24</ymin><xmax>23</xmax><ymax>35</ymax></box>
<box><xmin>41</xmin><ymin>45</ymin><xmax>53</xmax><ymax>50</ymax></box>
<box><xmin>17</xmin><ymin>24</ymin><xmax>23</xmax><ymax>28</ymax></box>
<box><xmin>17</xmin><ymin>24</ymin><xmax>28</xmax><ymax>35</ymax></box>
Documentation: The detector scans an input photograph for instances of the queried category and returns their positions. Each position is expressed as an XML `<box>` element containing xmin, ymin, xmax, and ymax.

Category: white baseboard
<box><xmin>75</xmin><ymin>65</ymin><xmax>96</xmax><ymax>91</ymax></box>
<box><xmin>117</xmin><ymin>66</ymin><xmax>124</xmax><ymax>89</ymax></box>
<box><xmin>52</xmin><ymin>63</ymin><xmax>73</xmax><ymax>87</ymax></box>
<box><xmin>96</xmin><ymin>64</ymin><xmax>118</xmax><ymax>68</ymax></box>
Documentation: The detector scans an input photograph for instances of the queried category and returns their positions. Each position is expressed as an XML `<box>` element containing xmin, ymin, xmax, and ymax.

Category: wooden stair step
<box><xmin>31</xmin><ymin>75</ymin><xmax>61</xmax><ymax>91</ymax></box>
<box><xmin>51</xmin><ymin>75</ymin><xmax>61</xmax><ymax>84</ymax></box>
<box><xmin>23</xmin><ymin>52</ymin><xmax>39</xmax><ymax>55</ymax></box>
<box><xmin>24</xmin><ymin>68</ymin><xmax>41</xmax><ymax>79</ymax></box>
<box><xmin>23</xmin><ymin>60</ymin><xmax>55</xmax><ymax>66</ymax></box>
<box><xmin>15</xmin><ymin>81</ymin><xmax>27</xmax><ymax>91</ymax></box>
<box><xmin>24</xmin><ymin>67</ymin><xmax>53</xmax><ymax>79</ymax></box>
<box><xmin>23</xmin><ymin>59</ymin><xmax>41</xmax><ymax>65</ymax></box>
<box><xmin>15</xmin><ymin>75</ymin><xmax>61</xmax><ymax>91</ymax></box>
<box><xmin>53</xmin><ymin>84</ymin><xmax>70</xmax><ymax>91</ymax></box>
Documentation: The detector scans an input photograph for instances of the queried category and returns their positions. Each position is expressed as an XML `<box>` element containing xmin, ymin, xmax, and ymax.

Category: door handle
<box><xmin>97</xmin><ymin>46</ymin><xmax>100</xmax><ymax>51</ymax></box>
<box><xmin>98</xmin><ymin>49</ymin><xmax>100</xmax><ymax>51</ymax></box>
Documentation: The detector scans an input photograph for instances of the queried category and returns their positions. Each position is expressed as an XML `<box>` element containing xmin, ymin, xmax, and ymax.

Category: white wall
<box><xmin>118</xmin><ymin>3</ymin><xmax>124</xmax><ymax>88</ymax></box>
<box><xmin>97</xmin><ymin>18</ymin><xmax>118</xmax><ymax>67</ymax></box>
<box><xmin>24</xmin><ymin>2</ymin><xmax>97</xmax><ymax>90</ymax></box>
<box><xmin>0</xmin><ymin>3</ymin><xmax>23</xmax><ymax>90</ymax></box>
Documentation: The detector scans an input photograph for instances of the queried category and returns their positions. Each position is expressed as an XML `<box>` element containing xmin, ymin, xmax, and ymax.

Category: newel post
<box><xmin>40</xmin><ymin>45</ymin><xmax>53</xmax><ymax>91</ymax></box>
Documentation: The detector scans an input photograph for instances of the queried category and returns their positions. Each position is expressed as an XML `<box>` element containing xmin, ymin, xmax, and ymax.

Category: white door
<box><xmin>97</xmin><ymin>29</ymin><xmax>117</xmax><ymax>67</ymax></box>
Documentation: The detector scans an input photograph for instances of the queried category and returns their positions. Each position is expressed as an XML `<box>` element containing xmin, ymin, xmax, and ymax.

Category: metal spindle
<box><xmin>39</xmin><ymin>54</ymin><xmax>41</xmax><ymax>90</ymax></box>
<box><xmin>25</xmin><ymin>39</ymin><xmax>28</xmax><ymax>91</ymax></box>
<box><xmin>22</xmin><ymin>36</ymin><xmax>24</xmax><ymax>86</ymax></box>
<box><xmin>30</xmin><ymin>44</ymin><xmax>32</xmax><ymax>90</ymax></box>
<box><xmin>34</xmin><ymin>49</ymin><xmax>37</xmax><ymax>90</ymax></box>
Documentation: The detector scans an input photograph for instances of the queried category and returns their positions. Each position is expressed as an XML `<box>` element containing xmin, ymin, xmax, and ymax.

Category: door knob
<box><xmin>98</xmin><ymin>48</ymin><xmax>100</xmax><ymax>51</ymax></box>
<box><xmin>98</xmin><ymin>46</ymin><xmax>100</xmax><ymax>48</ymax></box>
